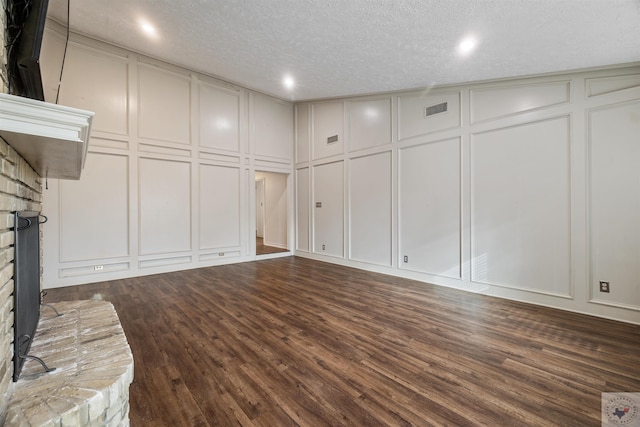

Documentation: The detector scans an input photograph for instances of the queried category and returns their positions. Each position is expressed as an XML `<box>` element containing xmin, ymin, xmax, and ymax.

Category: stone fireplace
<box><xmin>3</xmin><ymin>300</ymin><xmax>134</xmax><ymax>425</ymax></box>
<box><xmin>0</xmin><ymin>138</ymin><xmax>134</xmax><ymax>425</ymax></box>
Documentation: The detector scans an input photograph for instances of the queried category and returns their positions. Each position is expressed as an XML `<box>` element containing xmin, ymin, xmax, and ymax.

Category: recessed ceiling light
<box><xmin>139</xmin><ymin>20</ymin><xmax>158</xmax><ymax>39</ymax></box>
<box><xmin>283</xmin><ymin>75</ymin><xmax>295</xmax><ymax>90</ymax></box>
<box><xmin>458</xmin><ymin>36</ymin><xmax>478</xmax><ymax>56</ymax></box>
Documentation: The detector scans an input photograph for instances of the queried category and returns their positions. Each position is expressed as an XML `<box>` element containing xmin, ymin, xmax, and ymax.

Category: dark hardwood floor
<box><xmin>256</xmin><ymin>236</ymin><xmax>288</xmax><ymax>255</ymax></box>
<box><xmin>44</xmin><ymin>257</ymin><xmax>640</xmax><ymax>426</ymax></box>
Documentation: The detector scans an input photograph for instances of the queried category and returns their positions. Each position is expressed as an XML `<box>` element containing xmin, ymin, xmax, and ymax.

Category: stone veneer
<box><xmin>3</xmin><ymin>300</ymin><xmax>134</xmax><ymax>425</ymax></box>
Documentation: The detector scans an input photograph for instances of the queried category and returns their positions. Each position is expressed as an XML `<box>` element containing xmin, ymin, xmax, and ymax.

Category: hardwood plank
<box><xmin>43</xmin><ymin>257</ymin><xmax>640</xmax><ymax>426</ymax></box>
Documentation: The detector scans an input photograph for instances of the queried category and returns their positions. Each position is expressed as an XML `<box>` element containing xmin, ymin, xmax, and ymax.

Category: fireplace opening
<box><xmin>13</xmin><ymin>211</ymin><xmax>49</xmax><ymax>382</ymax></box>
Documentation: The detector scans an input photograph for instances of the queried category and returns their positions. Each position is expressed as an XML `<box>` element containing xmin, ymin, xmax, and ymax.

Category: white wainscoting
<box><xmin>313</xmin><ymin>161</ymin><xmax>344</xmax><ymax>257</ymax></box>
<box><xmin>41</xmin><ymin>23</ymin><xmax>640</xmax><ymax>324</ymax></box>
<box><xmin>199</xmin><ymin>164</ymin><xmax>241</xmax><ymax>251</ymax></box>
<box><xmin>295</xmin><ymin>104</ymin><xmax>310</xmax><ymax>164</ymax></box>
<box><xmin>347</xmin><ymin>97</ymin><xmax>392</xmax><ymax>152</ymax></box>
<box><xmin>312</xmin><ymin>101</ymin><xmax>344</xmax><ymax>160</ymax></box>
<box><xmin>470</xmin><ymin>117</ymin><xmax>571</xmax><ymax>297</ymax></box>
<box><xmin>349</xmin><ymin>151</ymin><xmax>392</xmax><ymax>267</ymax></box>
<box><xmin>57</xmin><ymin>42</ymin><xmax>130</xmax><ymax>137</ymax></box>
<box><xmin>198</xmin><ymin>81</ymin><xmax>241</xmax><ymax>153</ymax></box>
<box><xmin>469</xmin><ymin>81</ymin><xmax>570</xmax><ymax>124</ymax></box>
<box><xmin>252</xmin><ymin>93</ymin><xmax>293</xmax><ymax>162</ymax></box>
<box><xmin>41</xmin><ymin>28</ymin><xmax>294</xmax><ymax>288</ymax></box>
<box><xmin>295</xmin><ymin>65</ymin><xmax>640</xmax><ymax>324</ymax></box>
<box><xmin>296</xmin><ymin>168</ymin><xmax>310</xmax><ymax>252</ymax></box>
<box><xmin>138</xmin><ymin>157</ymin><xmax>192</xmax><ymax>256</ymax></box>
<box><xmin>399</xmin><ymin>138</ymin><xmax>461</xmax><ymax>279</ymax></box>
<box><xmin>588</xmin><ymin>99</ymin><xmax>640</xmax><ymax>310</ymax></box>
<box><xmin>137</xmin><ymin>63</ymin><xmax>192</xmax><ymax>145</ymax></box>
<box><xmin>397</xmin><ymin>91</ymin><xmax>460</xmax><ymax>141</ymax></box>
<box><xmin>59</xmin><ymin>152</ymin><xmax>129</xmax><ymax>262</ymax></box>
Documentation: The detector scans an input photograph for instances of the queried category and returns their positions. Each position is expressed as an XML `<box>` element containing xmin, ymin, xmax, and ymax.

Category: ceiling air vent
<box><xmin>424</xmin><ymin>102</ymin><xmax>448</xmax><ymax>118</ymax></box>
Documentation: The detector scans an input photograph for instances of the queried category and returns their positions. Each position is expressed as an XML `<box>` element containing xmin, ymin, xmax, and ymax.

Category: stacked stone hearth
<box><xmin>3</xmin><ymin>300</ymin><xmax>134</xmax><ymax>426</ymax></box>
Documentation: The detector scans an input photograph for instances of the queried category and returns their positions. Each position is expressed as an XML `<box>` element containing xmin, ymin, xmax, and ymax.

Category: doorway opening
<box><xmin>255</xmin><ymin>171</ymin><xmax>289</xmax><ymax>256</ymax></box>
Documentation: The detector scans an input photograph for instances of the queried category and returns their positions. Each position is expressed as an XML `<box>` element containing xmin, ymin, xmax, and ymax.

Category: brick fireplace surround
<box><xmin>1</xmin><ymin>8</ymin><xmax>134</xmax><ymax>423</ymax></box>
<box><xmin>0</xmin><ymin>137</ymin><xmax>134</xmax><ymax>424</ymax></box>
<box><xmin>3</xmin><ymin>301</ymin><xmax>134</xmax><ymax>425</ymax></box>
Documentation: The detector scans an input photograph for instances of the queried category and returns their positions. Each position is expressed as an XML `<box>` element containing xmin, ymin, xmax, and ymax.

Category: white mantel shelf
<box><xmin>0</xmin><ymin>92</ymin><xmax>94</xmax><ymax>180</ymax></box>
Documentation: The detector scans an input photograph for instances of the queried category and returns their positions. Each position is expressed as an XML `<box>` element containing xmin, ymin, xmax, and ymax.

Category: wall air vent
<box><xmin>424</xmin><ymin>102</ymin><xmax>448</xmax><ymax>118</ymax></box>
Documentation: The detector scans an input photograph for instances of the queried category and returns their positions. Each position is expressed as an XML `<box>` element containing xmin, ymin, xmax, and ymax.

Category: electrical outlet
<box><xmin>403</xmin><ymin>255</ymin><xmax>408</xmax><ymax>263</ymax></box>
<box><xmin>93</xmin><ymin>265</ymin><xmax>104</xmax><ymax>271</ymax></box>
<box><xmin>322</xmin><ymin>244</ymin><xmax>326</xmax><ymax>250</ymax></box>
<box><xmin>599</xmin><ymin>281</ymin><xmax>610</xmax><ymax>293</ymax></box>
<box><xmin>218</xmin><ymin>252</ymin><xmax>224</xmax><ymax>256</ymax></box>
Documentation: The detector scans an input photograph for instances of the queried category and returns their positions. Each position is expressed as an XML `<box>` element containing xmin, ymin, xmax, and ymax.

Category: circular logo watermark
<box><xmin>604</xmin><ymin>395</ymin><xmax>640</xmax><ymax>425</ymax></box>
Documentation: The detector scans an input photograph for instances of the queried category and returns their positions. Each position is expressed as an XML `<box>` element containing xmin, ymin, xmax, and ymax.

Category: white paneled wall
<box><xmin>313</xmin><ymin>161</ymin><xmax>344</xmax><ymax>257</ymax></box>
<box><xmin>40</xmin><ymin>22</ymin><xmax>640</xmax><ymax>323</ymax></box>
<box><xmin>199</xmin><ymin>165</ymin><xmax>241</xmax><ymax>253</ymax></box>
<box><xmin>199</xmin><ymin>82</ymin><xmax>240</xmax><ymax>153</ymax></box>
<box><xmin>312</xmin><ymin>101</ymin><xmax>344</xmax><ymax>160</ymax></box>
<box><xmin>41</xmin><ymin>26</ymin><xmax>293</xmax><ymax>287</ymax></box>
<box><xmin>295</xmin><ymin>168</ymin><xmax>310</xmax><ymax>252</ymax></box>
<box><xmin>349</xmin><ymin>152</ymin><xmax>392</xmax><ymax>266</ymax></box>
<box><xmin>138</xmin><ymin>64</ymin><xmax>192</xmax><ymax>145</ymax></box>
<box><xmin>347</xmin><ymin>98</ymin><xmax>392</xmax><ymax>152</ymax></box>
<box><xmin>253</xmin><ymin>94</ymin><xmax>294</xmax><ymax>162</ymax></box>
<box><xmin>588</xmin><ymin>99</ymin><xmax>640</xmax><ymax>310</ymax></box>
<box><xmin>399</xmin><ymin>138</ymin><xmax>461</xmax><ymax>279</ymax></box>
<box><xmin>296</xmin><ymin>65</ymin><xmax>640</xmax><ymax>324</ymax></box>
<box><xmin>59</xmin><ymin>153</ymin><xmax>129</xmax><ymax>262</ymax></box>
<box><xmin>471</xmin><ymin>117</ymin><xmax>571</xmax><ymax>296</ymax></box>
<box><xmin>138</xmin><ymin>158</ymin><xmax>192</xmax><ymax>256</ymax></box>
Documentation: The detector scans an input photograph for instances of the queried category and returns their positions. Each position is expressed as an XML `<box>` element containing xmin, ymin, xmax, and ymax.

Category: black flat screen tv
<box><xmin>6</xmin><ymin>0</ymin><xmax>50</xmax><ymax>101</ymax></box>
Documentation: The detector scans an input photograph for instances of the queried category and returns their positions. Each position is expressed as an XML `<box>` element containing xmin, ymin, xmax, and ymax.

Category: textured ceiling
<box><xmin>47</xmin><ymin>0</ymin><xmax>640</xmax><ymax>101</ymax></box>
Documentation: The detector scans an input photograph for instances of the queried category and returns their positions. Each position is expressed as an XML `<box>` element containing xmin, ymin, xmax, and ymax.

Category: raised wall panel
<box><xmin>587</xmin><ymin>74</ymin><xmax>640</xmax><ymax>97</ymax></box>
<box><xmin>349</xmin><ymin>152</ymin><xmax>392</xmax><ymax>266</ymax></box>
<box><xmin>138</xmin><ymin>64</ymin><xmax>191</xmax><ymax>145</ymax></box>
<box><xmin>399</xmin><ymin>138</ymin><xmax>461</xmax><ymax>278</ymax></box>
<box><xmin>296</xmin><ymin>168</ymin><xmax>310</xmax><ymax>252</ymax></box>
<box><xmin>470</xmin><ymin>82</ymin><xmax>570</xmax><ymax>123</ymax></box>
<box><xmin>57</xmin><ymin>43</ymin><xmax>129</xmax><ymax>135</ymax></box>
<box><xmin>139</xmin><ymin>158</ymin><xmax>191</xmax><ymax>255</ymax></box>
<box><xmin>589</xmin><ymin>100</ymin><xmax>640</xmax><ymax>309</ymax></box>
<box><xmin>253</xmin><ymin>93</ymin><xmax>293</xmax><ymax>161</ymax></box>
<box><xmin>295</xmin><ymin>103</ymin><xmax>310</xmax><ymax>163</ymax></box>
<box><xmin>312</xmin><ymin>101</ymin><xmax>344</xmax><ymax>160</ymax></box>
<box><xmin>199</xmin><ymin>165</ymin><xmax>240</xmax><ymax>250</ymax></box>
<box><xmin>397</xmin><ymin>91</ymin><xmax>460</xmax><ymax>140</ymax></box>
<box><xmin>313</xmin><ymin>161</ymin><xmax>344</xmax><ymax>257</ymax></box>
<box><xmin>471</xmin><ymin>117</ymin><xmax>571</xmax><ymax>295</ymax></box>
<box><xmin>348</xmin><ymin>98</ymin><xmax>392</xmax><ymax>152</ymax></box>
<box><xmin>60</xmin><ymin>152</ymin><xmax>129</xmax><ymax>262</ymax></box>
<box><xmin>60</xmin><ymin>262</ymin><xmax>130</xmax><ymax>278</ymax></box>
<box><xmin>199</xmin><ymin>82</ymin><xmax>240</xmax><ymax>153</ymax></box>
<box><xmin>89</xmin><ymin>136</ymin><xmax>129</xmax><ymax>151</ymax></box>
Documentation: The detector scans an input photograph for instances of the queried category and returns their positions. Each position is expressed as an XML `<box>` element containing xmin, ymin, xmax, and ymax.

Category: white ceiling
<box><xmin>47</xmin><ymin>0</ymin><xmax>640</xmax><ymax>101</ymax></box>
